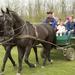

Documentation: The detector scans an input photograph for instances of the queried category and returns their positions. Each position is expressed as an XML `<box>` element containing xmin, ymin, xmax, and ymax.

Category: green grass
<box><xmin>0</xmin><ymin>45</ymin><xmax>75</xmax><ymax>75</ymax></box>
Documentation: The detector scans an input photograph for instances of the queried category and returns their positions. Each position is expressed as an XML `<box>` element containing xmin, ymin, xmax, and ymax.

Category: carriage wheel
<box><xmin>65</xmin><ymin>47</ymin><xmax>75</xmax><ymax>61</ymax></box>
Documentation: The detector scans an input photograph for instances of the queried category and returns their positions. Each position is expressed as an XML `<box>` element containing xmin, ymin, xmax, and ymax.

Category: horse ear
<box><xmin>6</xmin><ymin>8</ymin><xmax>10</xmax><ymax>14</ymax></box>
<box><xmin>1</xmin><ymin>8</ymin><xmax>5</xmax><ymax>14</ymax></box>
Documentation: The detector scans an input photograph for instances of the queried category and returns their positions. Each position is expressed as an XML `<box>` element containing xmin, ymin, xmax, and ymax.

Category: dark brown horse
<box><xmin>0</xmin><ymin>15</ymin><xmax>16</xmax><ymax>68</ymax></box>
<box><xmin>0</xmin><ymin>14</ymin><xmax>39</xmax><ymax>75</ymax></box>
<box><xmin>0</xmin><ymin>8</ymin><xmax>56</xmax><ymax>75</ymax></box>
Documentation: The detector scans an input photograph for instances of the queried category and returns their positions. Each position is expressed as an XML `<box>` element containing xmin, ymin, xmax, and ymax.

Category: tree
<box><xmin>72</xmin><ymin>1</ymin><xmax>75</xmax><ymax>16</ymax></box>
<box><xmin>61</xmin><ymin>0</ymin><xmax>66</xmax><ymax>17</ymax></box>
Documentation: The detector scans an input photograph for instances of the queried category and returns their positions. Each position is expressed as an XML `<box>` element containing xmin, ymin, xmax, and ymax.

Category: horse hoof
<box><xmin>41</xmin><ymin>66</ymin><xmax>45</xmax><ymax>69</ymax></box>
<box><xmin>0</xmin><ymin>71</ymin><xmax>4</xmax><ymax>75</ymax></box>
<box><xmin>16</xmin><ymin>73</ymin><xmax>21</xmax><ymax>75</ymax></box>
<box><xmin>50</xmin><ymin>59</ymin><xmax>53</xmax><ymax>64</ymax></box>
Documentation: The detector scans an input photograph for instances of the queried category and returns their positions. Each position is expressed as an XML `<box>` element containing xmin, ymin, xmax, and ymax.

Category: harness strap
<box><xmin>33</xmin><ymin>26</ymin><xmax>38</xmax><ymax>38</ymax></box>
<box><xmin>0</xmin><ymin>37</ymin><xmax>13</xmax><ymax>45</ymax></box>
<box><xmin>16</xmin><ymin>35</ymin><xmax>59</xmax><ymax>47</ymax></box>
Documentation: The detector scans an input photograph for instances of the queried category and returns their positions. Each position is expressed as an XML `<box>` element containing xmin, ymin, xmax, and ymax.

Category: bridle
<box><xmin>0</xmin><ymin>22</ymin><xmax>28</xmax><ymax>44</ymax></box>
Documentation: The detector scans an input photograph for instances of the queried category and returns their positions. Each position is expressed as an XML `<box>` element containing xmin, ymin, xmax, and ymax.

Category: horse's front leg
<box><xmin>17</xmin><ymin>46</ymin><xmax>24</xmax><ymax>75</ymax></box>
<box><xmin>8</xmin><ymin>52</ymin><xmax>17</xmax><ymax>67</ymax></box>
<box><xmin>0</xmin><ymin>46</ymin><xmax>12</xmax><ymax>75</ymax></box>
<box><xmin>3</xmin><ymin>45</ymin><xmax>16</xmax><ymax>67</ymax></box>
<box><xmin>33</xmin><ymin>46</ymin><xmax>39</xmax><ymax>64</ymax></box>
<box><xmin>24</xmin><ymin>46</ymin><xmax>35</xmax><ymax>68</ymax></box>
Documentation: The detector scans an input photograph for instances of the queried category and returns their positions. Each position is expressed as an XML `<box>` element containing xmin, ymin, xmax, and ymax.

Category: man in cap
<box><xmin>43</xmin><ymin>11</ymin><xmax>57</xmax><ymax>31</ymax></box>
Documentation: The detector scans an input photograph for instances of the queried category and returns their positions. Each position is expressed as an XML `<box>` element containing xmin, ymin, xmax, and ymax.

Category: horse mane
<box><xmin>10</xmin><ymin>11</ymin><xmax>25</xmax><ymax>25</ymax></box>
<box><xmin>10</xmin><ymin>11</ymin><xmax>33</xmax><ymax>27</ymax></box>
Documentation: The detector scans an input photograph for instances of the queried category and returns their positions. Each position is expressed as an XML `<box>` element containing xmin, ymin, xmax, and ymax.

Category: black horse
<box><xmin>0</xmin><ymin>12</ymin><xmax>39</xmax><ymax>75</ymax></box>
<box><xmin>0</xmin><ymin>14</ymin><xmax>17</xmax><ymax>74</ymax></box>
<box><xmin>1</xmin><ymin>8</ymin><xmax>56</xmax><ymax>75</ymax></box>
<box><xmin>0</xmin><ymin>15</ymin><xmax>16</xmax><ymax>66</ymax></box>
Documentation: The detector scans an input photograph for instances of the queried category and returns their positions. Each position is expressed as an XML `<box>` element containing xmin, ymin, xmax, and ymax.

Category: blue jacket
<box><xmin>65</xmin><ymin>21</ymin><xmax>75</xmax><ymax>31</ymax></box>
<box><xmin>43</xmin><ymin>17</ymin><xmax>57</xmax><ymax>29</ymax></box>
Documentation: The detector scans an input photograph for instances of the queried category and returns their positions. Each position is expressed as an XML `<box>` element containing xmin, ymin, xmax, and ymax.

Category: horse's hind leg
<box><xmin>41</xmin><ymin>44</ymin><xmax>47</xmax><ymax>66</ymax></box>
<box><xmin>24</xmin><ymin>46</ymin><xmax>35</xmax><ymax>68</ymax></box>
<box><xmin>33</xmin><ymin>46</ymin><xmax>39</xmax><ymax>64</ymax></box>
<box><xmin>47</xmin><ymin>48</ymin><xmax>53</xmax><ymax>63</ymax></box>
<box><xmin>42</xmin><ymin>44</ymin><xmax>51</xmax><ymax>66</ymax></box>
<box><xmin>42</xmin><ymin>48</ymin><xmax>47</xmax><ymax>66</ymax></box>
<box><xmin>46</xmin><ymin>44</ymin><xmax>53</xmax><ymax>64</ymax></box>
<box><xmin>44</xmin><ymin>44</ymin><xmax>52</xmax><ymax>63</ymax></box>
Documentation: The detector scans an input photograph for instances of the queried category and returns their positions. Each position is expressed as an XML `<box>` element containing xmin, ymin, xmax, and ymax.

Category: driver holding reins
<box><xmin>43</xmin><ymin>11</ymin><xmax>57</xmax><ymax>31</ymax></box>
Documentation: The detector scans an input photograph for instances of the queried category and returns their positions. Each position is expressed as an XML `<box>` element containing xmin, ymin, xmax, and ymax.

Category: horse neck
<box><xmin>12</xmin><ymin>12</ymin><xmax>34</xmax><ymax>36</ymax></box>
<box><xmin>14</xmin><ymin>21</ymin><xmax>25</xmax><ymax>35</ymax></box>
<box><xmin>14</xmin><ymin>21</ymin><xmax>34</xmax><ymax>36</ymax></box>
<box><xmin>12</xmin><ymin>13</ymin><xmax>25</xmax><ymax>35</ymax></box>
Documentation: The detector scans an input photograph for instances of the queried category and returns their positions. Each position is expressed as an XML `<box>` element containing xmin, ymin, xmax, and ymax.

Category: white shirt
<box><xmin>57</xmin><ymin>25</ymin><xmax>66</xmax><ymax>33</ymax></box>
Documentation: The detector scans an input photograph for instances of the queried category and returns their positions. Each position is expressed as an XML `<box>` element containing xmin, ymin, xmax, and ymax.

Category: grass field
<box><xmin>0</xmin><ymin>45</ymin><xmax>75</xmax><ymax>75</ymax></box>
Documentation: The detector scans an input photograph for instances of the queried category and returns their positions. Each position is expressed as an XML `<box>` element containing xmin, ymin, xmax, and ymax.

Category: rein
<box><xmin>12</xmin><ymin>23</ymin><xmax>59</xmax><ymax>47</ymax></box>
<box><xmin>0</xmin><ymin>37</ymin><xmax>13</xmax><ymax>45</ymax></box>
<box><xmin>0</xmin><ymin>23</ymin><xmax>58</xmax><ymax>47</ymax></box>
<box><xmin>0</xmin><ymin>22</ymin><xmax>26</xmax><ymax>33</ymax></box>
<box><xmin>0</xmin><ymin>35</ymin><xmax>58</xmax><ymax>47</ymax></box>
<box><xmin>16</xmin><ymin>35</ymin><xmax>59</xmax><ymax>47</ymax></box>
<box><xmin>14</xmin><ymin>23</ymin><xmax>25</xmax><ymax>31</ymax></box>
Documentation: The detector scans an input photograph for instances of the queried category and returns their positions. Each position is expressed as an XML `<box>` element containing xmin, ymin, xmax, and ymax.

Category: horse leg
<box><xmin>8</xmin><ymin>53</ymin><xmax>17</xmax><ymax>67</ymax></box>
<box><xmin>47</xmin><ymin>50</ymin><xmax>51</xmax><ymax>62</ymax></box>
<box><xmin>42</xmin><ymin>44</ymin><xmax>50</xmax><ymax>66</ymax></box>
<box><xmin>33</xmin><ymin>46</ymin><xmax>39</xmax><ymax>64</ymax></box>
<box><xmin>4</xmin><ymin>45</ymin><xmax>16</xmax><ymax>67</ymax></box>
<box><xmin>0</xmin><ymin>46</ymin><xmax>12</xmax><ymax>74</ymax></box>
<box><xmin>17</xmin><ymin>46</ymin><xmax>24</xmax><ymax>75</ymax></box>
<box><xmin>24</xmin><ymin>46</ymin><xmax>35</xmax><ymax>68</ymax></box>
<box><xmin>47</xmin><ymin>45</ymin><xmax>53</xmax><ymax>64</ymax></box>
<box><xmin>47</xmin><ymin>48</ymin><xmax>53</xmax><ymax>64</ymax></box>
<box><xmin>42</xmin><ymin>48</ymin><xmax>47</xmax><ymax>66</ymax></box>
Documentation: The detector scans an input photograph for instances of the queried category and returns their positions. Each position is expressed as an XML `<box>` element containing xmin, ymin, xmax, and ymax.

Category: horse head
<box><xmin>1</xmin><ymin>8</ymin><xmax>15</xmax><ymax>37</ymax></box>
<box><xmin>0</xmin><ymin>9</ymin><xmax>6</xmax><ymax>37</ymax></box>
